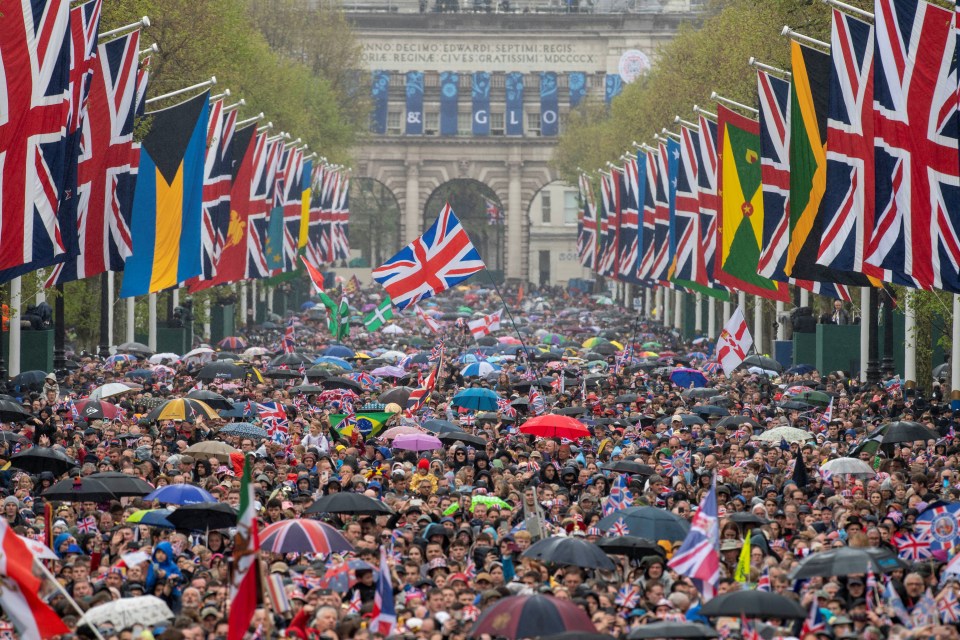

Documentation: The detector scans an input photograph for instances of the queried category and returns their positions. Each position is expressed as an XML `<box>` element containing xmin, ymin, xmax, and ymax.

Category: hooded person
<box><xmin>146</xmin><ymin>541</ymin><xmax>183</xmax><ymax>592</ymax></box>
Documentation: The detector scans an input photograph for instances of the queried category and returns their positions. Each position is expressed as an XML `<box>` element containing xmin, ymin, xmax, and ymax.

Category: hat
<box><xmin>270</xmin><ymin>562</ymin><xmax>289</xmax><ymax>573</ymax></box>
<box><xmin>200</xmin><ymin>606</ymin><xmax>220</xmax><ymax>619</ymax></box>
<box><xmin>427</xmin><ymin>557</ymin><xmax>448</xmax><ymax>572</ymax></box>
<box><xmin>475</xmin><ymin>572</ymin><xmax>493</xmax><ymax>583</ymax></box>
<box><xmin>45</xmin><ymin>373</ymin><xmax>56</xmax><ymax>381</ymax></box>
<box><xmin>655</xmin><ymin>598</ymin><xmax>673</xmax><ymax>609</ymax></box>
<box><xmin>720</xmin><ymin>540</ymin><xmax>743</xmax><ymax>552</ymax></box>
<box><xmin>418</xmin><ymin>458</ymin><xmax>430</xmax><ymax>470</ymax></box>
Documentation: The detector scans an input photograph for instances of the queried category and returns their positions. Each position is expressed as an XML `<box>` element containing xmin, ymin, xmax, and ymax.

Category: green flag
<box><xmin>316</xmin><ymin>290</ymin><xmax>337</xmax><ymax>312</ymax></box>
<box><xmin>330</xmin><ymin>412</ymin><xmax>394</xmax><ymax>440</ymax></box>
<box><xmin>327</xmin><ymin>297</ymin><xmax>350</xmax><ymax>341</ymax></box>
<box><xmin>364</xmin><ymin>298</ymin><xmax>395</xmax><ymax>332</ymax></box>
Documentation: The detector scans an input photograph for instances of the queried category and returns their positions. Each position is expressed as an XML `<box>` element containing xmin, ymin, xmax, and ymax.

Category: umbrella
<box><xmin>196</xmin><ymin>361</ymin><xmax>247</xmax><ymax>381</ymax></box>
<box><xmin>381</xmin><ymin>425</ymin><xmax>424</xmax><ymax>440</ymax></box>
<box><xmin>603</xmin><ymin>461</ymin><xmax>655</xmax><ymax>475</ymax></box>
<box><xmin>218</xmin><ymin>336</ymin><xmax>247</xmax><ymax>350</ymax></box>
<box><xmin>182</xmin><ymin>347</ymin><xmax>216</xmax><ymax>363</ymax></box>
<box><xmin>219</xmin><ymin>402</ymin><xmax>256</xmax><ymax>419</ymax></box>
<box><xmin>104</xmin><ymin>353</ymin><xmax>138</xmax><ymax>367</ymax></box>
<box><xmin>539</xmin><ymin>634</ymin><xmax>615</xmax><ymax>640</ymax></box>
<box><xmin>521</xmin><ymin>537</ymin><xmax>616</xmax><ymax>570</ymax></box>
<box><xmin>699</xmin><ymin>591</ymin><xmax>807</xmax><ymax>619</ymax></box>
<box><xmin>461</xmin><ymin>361</ymin><xmax>501</xmax><ymax>377</ymax></box>
<box><xmin>439</xmin><ymin>432</ymin><xmax>487</xmax><ymax>447</ymax></box>
<box><xmin>682</xmin><ymin>388</ymin><xmax>716</xmax><ymax>400</ymax></box>
<box><xmin>452</xmin><ymin>388</ymin><xmax>500</xmax><ymax>411</ymax></box>
<box><xmin>126</xmin><ymin>509</ymin><xmax>175</xmax><ymax>529</ymax></box>
<box><xmin>304</xmin><ymin>493</ymin><xmax>394</xmax><ymax>516</ymax></box>
<box><xmin>89</xmin><ymin>382</ymin><xmax>141</xmax><ymax>400</ymax></box>
<box><xmin>322</xmin><ymin>377</ymin><xmax>364</xmax><ymax>393</ymax></box>
<box><xmin>470</xmin><ymin>595</ymin><xmax>598</xmax><ymax>640</ymax></box>
<box><xmin>655</xmin><ymin>414</ymin><xmax>706</xmax><ymax>427</ymax></box>
<box><xmin>144</xmin><ymin>484</ymin><xmax>217</xmax><ymax>505</ymax></box>
<box><xmin>166</xmin><ymin>503</ymin><xmax>238</xmax><ymax>530</ymax></box>
<box><xmin>787</xmin><ymin>547</ymin><xmax>905</xmax><ymax>580</ymax></box>
<box><xmin>219</xmin><ymin>422</ymin><xmax>268</xmax><ymax>439</ymax></box>
<box><xmin>260</xmin><ymin>519</ymin><xmax>354</xmax><ymax>555</ymax></box>
<box><xmin>597</xmin><ymin>507</ymin><xmax>690</xmax><ymax>542</ymax></box>
<box><xmin>785</xmin><ymin>364</ymin><xmax>817</xmax><ymax>375</ymax></box>
<box><xmin>291</xmin><ymin>384</ymin><xmax>325</xmax><ymax>394</ymax></box>
<box><xmin>145</xmin><ymin>398</ymin><xmax>220</xmax><ymax>423</ymax></box>
<box><xmin>819</xmin><ymin>457</ymin><xmax>876</xmax><ymax>479</ymax></box>
<box><xmin>691</xmin><ymin>405</ymin><xmax>730</xmax><ymax>417</ymax></box>
<box><xmin>422</xmin><ymin>419</ymin><xmax>463</xmax><ymax>435</ymax></box>
<box><xmin>739</xmin><ymin>355</ymin><xmax>783</xmax><ymax>373</ymax></box>
<box><xmin>42</xmin><ymin>477</ymin><xmax>117</xmax><ymax>502</ymax></box>
<box><xmin>877</xmin><ymin>420</ymin><xmax>939</xmax><ymax>444</ymax></box>
<box><xmin>0</xmin><ymin>399</ymin><xmax>35</xmax><ymax>422</ymax></box>
<box><xmin>184</xmin><ymin>441</ymin><xmax>239</xmax><ymax>462</ymax></box>
<box><xmin>270</xmin><ymin>352</ymin><xmax>312</xmax><ymax>367</ymax></box>
<box><xmin>628</xmin><ymin>622</ymin><xmax>719</xmax><ymax>639</ymax></box>
<box><xmin>752</xmin><ymin>426</ymin><xmax>815</xmax><ymax>443</ymax></box>
<box><xmin>10</xmin><ymin>447</ymin><xmax>78</xmax><ymax>475</ymax></box>
<box><xmin>81</xmin><ymin>595</ymin><xmax>174</xmax><ymax>630</ymax></box>
<box><xmin>88</xmin><ymin>472</ymin><xmax>154</xmax><ymax>497</ymax></box>
<box><xmin>117</xmin><ymin>341</ymin><xmax>154</xmax><ymax>356</ymax></box>
<box><xmin>11</xmin><ymin>370</ymin><xmax>49</xmax><ymax>391</ymax></box>
<box><xmin>392</xmin><ymin>433</ymin><xmax>443</xmax><ymax>452</ymax></box>
<box><xmin>378</xmin><ymin>387</ymin><xmax>413</xmax><ymax>405</ymax></box>
<box><xmin>794</xmin><ymin>390</ymin><xmax>832</xmax><ymax>407</ymax></box>
<box><xmin>74</xmin><ymin>399</ymin><xmax>123</xmax><ymax>421</ymax></box>
<box><xmin>148</xmin><ymin>353</ymin><xmax>181</xmax><ymax>364</ymax></box>
<box><xmin>185</xmin><ymin>390</ymin><xmax>233</xmax><ymax>411</ymax></box>
<box><xmin>243</xmin><ymin>347</ymin><xmax>270</xmax><ymax>357</ymax></box>
<box><xmin>0</xmin><ymin>431</ymin><xmax>27</xmax><ymax>444</ymax></box>
<box><xmin>370</xmin><ymin>365</ymin><xmax>406</xmax><ymax>378</ymax></box>
<box><xmin>717</xmin><ymin>415</ymin><xmax>761</xmax><ymax>429</ymax></box>
<box><xmin>670</xmin><ymin>368</ymin><xmax>708</xmax><ymax>388</ymax></box>
<box><xmin>323</xmin><ymin>345</ymin><xmax>355</xmax><ymax>358</ymax></box>
<box><xmin>519</xmin><ymin>415</ymin><xmax>590</xmax><ymax>440</ymax></box>
<box><xmin>726</xmin><ymin>512</ymin><xmax>769</xmax><ymax>526</ymax></box>
<box><xmin>596</xmin><ymin>536</ymin><xmax>666</xmax><ymax>560</ymax></box>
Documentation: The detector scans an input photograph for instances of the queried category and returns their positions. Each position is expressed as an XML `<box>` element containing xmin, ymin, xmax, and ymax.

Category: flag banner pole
<box><xmin>692</xmin><ymin>105</ymin><xmax>717</xmax><ymax>121</ymax></box>
<box><xmin>210</xmin><ymin>89</ymin><xmax>231</xmax><ymax>101</ymax></box>
<box><xmin>139</xmin><ymin>43</ymin><xmax>158</xmax><ymax>57</ymax></box>
<box><xmin>780</xmin><ymin>26</ymin><xmax>830</xmax><ymax>51</ymax></box>
<box><xmin>748</xmin><ymin>57</ymin><xmax>792</xmax><ymax>78</ymax></box>
<box><xmin>710</xmin><ymin>92</ymin><xmax>759</xmax><ymax>116</ymax></box>
<box><xmin>145</xmin><ymin>76</ymin><xmax>217</xmax><ymax>106</ymax></box>
<box><xmin>224</xmin><ymin>99</ymin><xmax>246</xmax><ymax>113</ymax></box>
<box><xmin>98</xmin><ymin>16</ymin><xmax>149</xmax><ymax>41</ymax></box>
<box><xmin>253</xmin><ymin>118</ymin><xmax>272</xmax><ymax>131</ymax></box>
<box><xmin>36</xmin><ymin>560</ymin><xmax>108</xmax><ymax>640</ymax></box>
<box><xmin>674</xmin><ymin>115</ymin><xmax>699</xmax><ymax>130</ymax></box>
<box><xmin>660</xmin><ymin>127</ymin><xmax>682</xmax><ymax>141</ymax></box>
<box><xmin>484</xmin><ymin>270</ymin><xmax>532</xmax><ymax>362</ymax></box>
<box><xmin>821</xmin><ymin>0</ymin><xmax>873</xmax><ymax>20</ymax></box>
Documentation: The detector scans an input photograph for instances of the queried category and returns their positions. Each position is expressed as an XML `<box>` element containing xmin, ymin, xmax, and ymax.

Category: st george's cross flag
<box><xmin>373</xmin><ymin>203</ymin><xmax>485</xmax><ymax>311</ymax></box>
<box><xmin>468</xmin><ymin>309</ymin><xmax>502</xmax><ymax>338</ymax></box>
<box><xmin>715</xmin><ymin>307</ymin><xmax>753</xmax><ymax>376</ymax></box>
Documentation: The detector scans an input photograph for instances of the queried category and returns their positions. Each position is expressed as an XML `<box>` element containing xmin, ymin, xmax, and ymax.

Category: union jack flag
<box><xmin>756</xmin><ymin>69</ymin><xmax>792</xmax><ymax>282</ymax></box>
<box><xmin>603</xmin><ymin>474</ymin><xmax>633</xmax><ymax>516</ymax></box>
<box><xmin>373</xmin><ymin>203</ymin><xmax>484</xmax><ymax>311</ymax></box>
<box><xmin>281</xmin><ymin>147</ymin><xmax>304</xmax><ymax>272</ymax></box>
<box><xmin>618</xmin><ymin>160</ymin><xmax>642</xmax><ymax>282</ymax></box>
<box><xmin>257</xmin><ymin>401</ymin><xmax>289</xmax><ymax>443</ymax></box>
<box><xmin>608</xmin><ymin>517</ymin><xmax>630</xmax><ymax>537</ymax></box>
<box><xmin>638</xmin><ymin>149</ymin><xmax>658</xmax><ymax>281</ymax></box>
<box><xmin>0</xmin><ymin>0</ymin><xmax>72</xmax><ymax>274</ymax></box>
<box><xmin>430</xmin><ymin>340</ymin><xmax>445</xmax><ymax>361</ymax></box>
<box><xmin>577</xmin><ymin>173</ymin><xmax>597</xmax><ymax>270</ymax></box>
<box><xmin>649</xmin><ymin>140</ymin><xmax>677</xmax><ymax>285</ymax></box>
<box><xmin>615</xmin><ymin>584</ymin><xmax>640</xmax><ymax>609</ymax></box>
<box><xmin>884</xmin><ymin>375</ymin><xmax>902</xmax><ymax>395</ymax></box>
<box><xmin>757</xmin><ymin>566</ymin><xmax>770</xmax><ymax>591</ymax></box>
<box><xmin>814</xmin><ymin>397</ymin><xmax>833</xmax><ymax>432</ymax></box>
<box><xmin>50</xmin><ymin>28</ymin><xmax>140</xmax><ymax>285</ymax></box>
<box><xmin>407</xmin><ymin>351</ymin><xmax>442</xmax><ymax>414</ymax></box>
<box><xmin>484</xmin><ymin>196</ymin><xmax>502</xmax><ymax>225</ymax></box>
<box><xmin>664</xmin><ymin>451</ymin><xmax>690</xmax><ymax>478</ymax></box>
<box><xmin>347</xmin><ymin>589</ymin><xmax>362</xmax><ymax>614</ymax></box>
<box><xmin>330</xmin><ymin>172</ymin><xmax>350</xmax><ymax>262</ymax></box>
<box><xmin>496</xmin><ymin>397</ymin><xmax>516</xmax><ymax>418</ymax></box>
<box><xmin>596</xmin><ymin>171</ymin><xmax>620</xmax><ymax>278</ymax></box>
<box><xmin>528</xmin><ymin>387</ymin><xmax>545</xmax><ymax>416</ymax></box>
<box><xmin>76</xmin><ymin>516</ymin><xmax>98</xmax><ymax>534</ymax></box>
<box><xmin>246</xmin><ymin>137</ymin><xmax>281</xmax><ymax>278</ymax></box>
<box><xmin>198</xmin><ymin>98</ymin><xmax>236</xmax><ymax>280</ymax></box>
<box><xmin>696</xmin><ymin>116</ymin><xmax>720</xmax><ymax>288</ymax></box>
<box><xmin>741</xmin><ymin>615</ymin><xmax>761</xmax><ymax>640</ymax></box>
<box><xmin>282</xmin><ymin>318</ymin><xmax>296</xmax><ymax>354</ymax></box>
<box><xmin>892</xmin><ymin>530</ymin><xmax>932</xmax><ymax>561</ymax></box>
<box><xmin>938</xmin><ymin>587</ymin><xmax>960</xmax><ymax>624</ymax></box>
<box><xmin>671</xmin><ymin>126</ymin><xmax>701</xmax><ymax>284</ymax></box>
<box><xmin>866</xmin><ymin>567</ymin><xmax>878</xmax><ymax>611</ymax></box>
<box><xmin>867</xmin><ymin>0</ymin><xmax>960</xmax><ymax>292</ymax></box>
<box><xmin>459</xmin><ymin>412</ymin><xmax>475</xmax><ymax>427</ymax></box>
<box><xmin>669</xmin><ymin>484</ymin><xmax>719</xmax><ymax>600</ymax></box>
<box><xmin>800</xmin><ymin>597</ymin><xmax>827</xmax><ymax>637</ymax></box>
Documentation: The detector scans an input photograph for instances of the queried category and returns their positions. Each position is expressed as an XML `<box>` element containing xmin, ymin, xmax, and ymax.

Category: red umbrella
<box><xmin>260</xmin><ymin>519</ymin><xmax>354</xmax><ymax>555</ymax></box>
<box><xmin>75</xmin><ymin>399</ymin><xmax>123</xmax><ymax>420</ymax></box>
<box><xmin>470</xmin><ymin>595</ymin><xmax>597</xmax><ymax>639</ymax></box>
<box><xmin>519</xmin><ymin>415</ymin><xmax>590</xmax><ymax>440</ymax></box>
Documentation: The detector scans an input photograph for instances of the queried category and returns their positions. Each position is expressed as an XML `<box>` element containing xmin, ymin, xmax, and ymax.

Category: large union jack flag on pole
<box><xmin>867</xmin><ymin>0</ymin><xmax>960</xmax><ymax>292</ymax></box>
<box><xmin>373</xmin><ymin>203</ymin><xmax>485</xmax><ymax>311</ymax></box>
<box><xmin>637</xmin><ymin>149</ymin><xmax>658</xmax><ymax>281</ymax></box>
<box><xmin>0</xmin><ymin>0</ymin><xmax>72</xmax><ymax>275</ymax></box>
<box><xmin>618</xmin><ymin>159</ymin><xmax>642</xmax><ymax>282</ymax></box>
<box><xmin>597</xmin><ymin>171</ymin><xmax>620</xmax><ymax>278</ymax></box>
<box><xmin>670</xmin><ymin>126</ymin><xmax>701</xmax><ymax>284</ymax></box>
<box><xmin>756</xmin><ymin>70</ymin><xmax>792</xmax><ymax>282</ymax></box>
<box><xmin>577</xmin><ymin>172</ymin><xmax>597</xmax><ymax>269</ymax></box>
<box><xmin>669</xmin><ymin>483</ymin><xmax>719</xmax><ymax>600</ymax></box>
<box><xmin>696</xmin><ymin>116</ymin><xmax>721</xmax><ymax>288</ymax></box>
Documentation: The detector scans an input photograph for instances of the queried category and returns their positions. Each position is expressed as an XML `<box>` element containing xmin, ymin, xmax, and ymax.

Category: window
<box><xmin>490</xmin><ymin>112</ymin><xmax>505</xmax><ymax>135</ymax></box>
<box><xmin>491</xmin><ymin>74</ymin><xmax>505</xmax><ymax>89</ymax></box>
<box><xmin>564</xmin><ymin>191</ymin><xmax>578</xmax><ymax>224</ymax></box>
<box><xmin>424</xmin><ymin>111</ymin><xmax>439</xmax><ymax>136</ymax></box>
<box><xmin>541</xmin><ymin>191</ymin><xmax>552</xmax><ymax>223</ymax></box>
<box><xmin>458</xmin><ymin>112</ymin><xmax>472</xmax><ymax>136</ymax></box>
<box><xmin>387</xmin><ymin>111</ymin><xmax>402</xmax><ymax>135</ymax></box>
<box><xmin>527</xmin><ymin>111</ymin><xmax>541</xmax><ymax>136</ymax></box>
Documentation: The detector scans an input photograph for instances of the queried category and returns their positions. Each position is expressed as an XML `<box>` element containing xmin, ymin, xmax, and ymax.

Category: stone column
<box><xmin>860</xmin><ymin>287</ymin><xmax>870</xmax><ymax>382</ymax></box>
<box><xmin>776</xmin><ymin>301</ymin><xmax>786</xmax><ymax>341</ymax></box>
<box><xmin>707</xmin><ymin>297</ymin><xmax>716</xmax><ymax>339</ymax></box>
<box><xmin>694</xmin><ymin>293</ymin><xmax>703</xmax><ymax>334</ymax></box>
<box><xmin>673</xmin><ymin>290</ymin><xmax>683</xmax><ymax>330</ymax></box>
<box><xmin>904</xmin><ymin>293</ymin><xmax>916</xmax><ymax>387</ymax></box>
<box><xmin>506</xmin><ymin>156</ymin><xmax>523</xmax><ymax>281</ymax></box>
<box><xmin>405</xmin><ymin>160</ymin><xmax>421</xmax><ymax>241</ymax></box>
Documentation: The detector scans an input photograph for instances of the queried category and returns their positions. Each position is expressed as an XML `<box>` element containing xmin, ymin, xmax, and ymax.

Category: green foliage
<box><xmin>554</xmin><ymin>0</ymin><xmax>873</xmax><ymax>180</ymax></box>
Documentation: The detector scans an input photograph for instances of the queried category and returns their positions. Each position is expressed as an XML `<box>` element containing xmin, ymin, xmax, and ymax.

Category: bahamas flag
<box><xmin>715</xmin><ymin>105</ymin><xmax>790</xmax><ymax>302</ymax></box>
<box><xmin>330</xmin><ymin>412</ymin><xmax>393</xmax><ymax>441</ymax></box>
<box><xmin>120</xmin><ymin>92</ymin><xmax>209</xmax><ymax>297</ymax></box>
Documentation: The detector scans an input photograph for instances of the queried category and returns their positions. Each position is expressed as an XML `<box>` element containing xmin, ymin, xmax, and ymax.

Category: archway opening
<box><xmin>526</xmin><ymin>179</ymin><xmax>585</xmax><ymax>287</ymax></box>
<box><xmin>423</xmin><ymin>179</ymin><xmax>505</xmax><ymax>278</ymax></box>
<box><xmin>348</xmin><ymin>178</ymin><xmax>402</xmax><ymax>268</ymax></box>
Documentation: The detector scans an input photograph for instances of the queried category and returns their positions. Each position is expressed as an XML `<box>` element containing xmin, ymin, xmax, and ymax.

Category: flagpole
<box><xmin>36</xmin><ymin>560</ymin><xmax>108</xmax><ymax>640</ymax></box>
<box><xmin>145</xmin><ymin>76</ymin><xmax>217</xmax><ymax>106</ymax></box>
<box><xmin>484</xmin><ymin>271</ymin><xmax>534</xmax><ymax>364</ymax></box>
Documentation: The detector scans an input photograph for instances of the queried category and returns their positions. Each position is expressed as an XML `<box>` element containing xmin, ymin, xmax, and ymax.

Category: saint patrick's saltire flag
<box><xmin>715</xmin><ymin>105</ymin><xmax>789</xmax><ymax>302</ymax></box>
<box><xmin>121</xmin><ymin>92</ymin><xmax>210</xmax><ymax>297</ymax></box>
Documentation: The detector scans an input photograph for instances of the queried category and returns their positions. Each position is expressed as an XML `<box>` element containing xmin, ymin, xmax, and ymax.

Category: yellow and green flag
<box><xmin>330</xmin><ymin>412</ymin><xmax>393</xmax><ymax>440</ymax></box>
<box><xmin>716</xmin><ymin>105</ymin><xmax>790</xmax><ymax>301</ymax></box>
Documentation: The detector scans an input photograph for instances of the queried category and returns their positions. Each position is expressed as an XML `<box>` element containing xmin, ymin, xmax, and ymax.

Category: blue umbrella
<box><xmin>219</xmin><ymin>422</ymin><xmax>268</xmax><ymax>439</ymax></box>
<box><xmin>785</xmin><ymin>364</ymin><xmax>817</xmax><ymax>375</ymax></box>
<box><xmin>597</xmin><ymin>506</ymin><xmax>690</xmax><ymax>542</ymax></box>
<box><xmin>452</xmin><ymin>388</ymin><xmax>500</xmax><ymax>411</ymax></box>
<box><xmin>125</xmin><ymin>369</ymin><xmax>155</xmax><ymax>381</ymax></box>
<box><xmin>313</xmin><ymin>356</ymin><xmax>353</xmax><ymax>371</ymax></box>
<box><xmin>301</xmin><ymin>301</ymin><xmax>317</xmax><ymax>310</ymax></box>
<box><xmin>323</xmin><ymin>345</ymin><xmax>355</xmax><ymax>358</ymax></box>
<box><xmin>669</xmin><ymin>368</ymin><xmax>708</xmax><ymax>389</ymax></box>
<box><xmin>145</xmin><ymin>484</ymin><xmax>217</xmax><ymax>506</ymax></box>
<box><xmin>458</xmin><ymin>353</ymin><xmax>481</xmax><ymax>364</ymax></box>
<box><xmin>127</xmin><ymin>509</ymin><xmax>175</xmax><ymax>529</ymax></box>
<box><xmin>219</xmin><ymin>402</ymin><xmax>255</xmax><ymax>419</ymax></box>
<box><xmin>461</xmin><ymin>362</ymin><xmax>501</xmax><ymax>377</ymax></box>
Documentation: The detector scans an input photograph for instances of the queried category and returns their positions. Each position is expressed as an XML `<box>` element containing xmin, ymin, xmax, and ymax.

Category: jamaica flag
<box><xmin>715</xmin><ymin>105</ymin><xmax>790</xmax><ymax>301</ymax></box>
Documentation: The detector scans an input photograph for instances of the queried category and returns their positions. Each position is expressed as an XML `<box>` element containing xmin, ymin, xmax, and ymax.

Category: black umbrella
<box><xmin>322</xmin><ymin>377</ymin><xmax>364</xmax><ymax>393</ymax></box>
<box><xmin>11</xmin><ymin>370</ymin><xmax>47</xmax><ymax>391</ymax></box>
<box><xmin>682</xmin><ymin>388</ymin><xmax>717</xmax><ymax>400</ymax></box>
<box><xmin>88</xmin><ymin>472</ymin><xmax>154</xmax><ymax>497</ymax></box>
<box><xmin>878</xmin><ymin>421</ymin><xmax>940</xmax><ymax>444</ymax></box>
<box><xmin>717</xmin><ymin>415</ymin><xmax>761</xmax><ymax>429</ymax></box>
<box><xmin>422</xmin><ymin>419</ymin><xmax>463</xmax><ymax>435</ymax></box>
<box><xmin>379</xmin><ymin>387</ymin><xmax>413</xmax><ymax>405</ymax></box>
<box><xmin>596</xmin><ymin>536</ymin><xmax>665</xmax><ymax>560</ymax></box>
<box><xmin>10</xmin><ymin>447</ymin><xmax>78</xmax><ymax>475</ymax></box>
<box><xmin>0</xmin><ymin>399</ymin><xmax>34</xmax><ymax>422</ymax></box>
<box><xmin>196</xmin><ymin>362</ymin><xmax>247</xmax><ymax>381</ymax></box>
<box><xmin>263</xmin><ymin>368</ymin><xmax>302</xmax><ymax>379</ymax></box>
<box><xmin>521</xmin><ymin>537</ymin><xmax>616</xmax><ymax>571</ymax></box>
<box><xmin>165</xmin><ymin>503</ymin><xmax>238</xmax><ymax>530</ymax></box>
<box><xmin>0</xmin><ymin>431</ymin><xmax>27</xmax><ymax>444</ymax></box>
<box><xmin>739</xmin><ymin>355</ymin><xmax>783</xmax><ymax>373</ymax></box>
<box><xmin>539</xmin><ymin>633</ymin><xmax>615</xmax><ymax>640</ymax></box>
<box><xmin>628</xmin><ymin>622</ymin><xmax>719</xmax><ymax>639</ymax></box>
<box><xmin>553</xmin><ymin>406</ymin><xmax>587</xmax><ymax>416</ymax></box>
<box><xmin>603</xmin><ymin>460</ymin><xmax>655</xmax><ymax>475</ymax></box>
<box><xmin>185</xmin><ymin>390</ymin><xmax>233</xmax><ymax>411</ymax></box>
<box><xmin>692</xmin><ymin>405</ymin><xmax>730</xmax><ymax>417</ymax></box>
<box><xmin>786</xmin><ymin>547</ymin><xmax>906</xmax><ymax>580</ymax></box>
<box><xmin>615</xmin><ymin>394</ymin><xmax>639</xmax><ymax>404</ymax></box>
<box><xmin>727</xmin><ymin>512</ymin><xmax>769</xmax><ymax>526</ymax></box>
<box><xmin>42</xmin><ymin>477</ymin><xmax>117</xmax><ymax>502</ymax></box>
<box><xmin>304</xmin><ymin>492</ymin><xmax>394</xmax><ymax>516</ymax></box>
<box><xmin>117</xmin><ymin>341</ymin><xmax>153</xmax><ymax>356</ymax></box>
<box><xmin>699</xmin><ymin>591</ymin><xmax>807</xmax><ymax>619</ymax></box>
<box><xmin>269</xmin><ymin>353</ymin><xmax>312</xmax><ymax>367</ymax></box>
<box><xmin>655</xmin><ymin>414</ymin><xmax>705</xmax><ymax>427</ymax></box>
<box><xmin>439</xmin><ymin>432</ymin><xmax>487</xmax><ymax>447</ymax></box>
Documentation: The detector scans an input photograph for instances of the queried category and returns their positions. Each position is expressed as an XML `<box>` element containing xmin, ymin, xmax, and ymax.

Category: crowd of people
<box><xmin>3</xmin><ymin>281</ymin><xmax>958</xmax><ymax>640</ymax></box>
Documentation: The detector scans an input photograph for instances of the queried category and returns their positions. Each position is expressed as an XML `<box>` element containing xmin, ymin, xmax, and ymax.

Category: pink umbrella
<box><xmin>499</xmin><ymin>336</ymin><xmax>522</xmax><ymax>345</ymax></box>
<box><xmin>370</xmin><ymin>365</ymin><xmax>406</xmax><ymax>378</ymax></box>
<box><xmin>380</xmin><ymin>425</ymin><xmax>425</xmax><ymax>441</ymax></box>
<box><xmin>260</xmin><ymin>519</ymin><xmax>354</xmax><ymax>555</ymax></box>
<box><xmin>392</xmin><ymin>433</ymin><xmax>443</xmax><ymax>452</ymax></box>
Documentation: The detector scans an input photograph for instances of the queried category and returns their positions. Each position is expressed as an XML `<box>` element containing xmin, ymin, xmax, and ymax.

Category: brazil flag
<box><xmin>715</xmin><ymin>105</ymin><xmax>790</xmax><ymax>302</ymax></box>
<box><xmin>329</xmin><ymin>412</ymin><xmax>393</xmax><ymax>441</ymax></box>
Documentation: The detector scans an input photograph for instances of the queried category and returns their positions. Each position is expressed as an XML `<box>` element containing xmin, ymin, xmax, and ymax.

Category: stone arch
<box><xmin>348</xmin><ymin>178</ymin><xmax>403</xmax><ymax>268</ymax></box>
<box><xmin>423</xmin><ymin>178</ymin><xmax>506</xmax><ymax>275</ymax></box>
<box><xmin>524</xmin><ymin>178</ymin><xmax>585</xmax><ymax>286</ymax></box>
